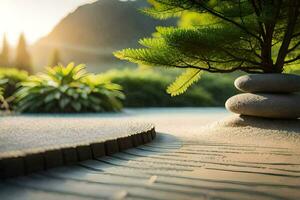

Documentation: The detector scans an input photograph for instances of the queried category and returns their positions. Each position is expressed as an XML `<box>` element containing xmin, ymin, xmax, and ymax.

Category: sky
<box><xmin>0</xmin><ymin>0</ymin><xmax>96</xmax><ymax>46</ymax></box>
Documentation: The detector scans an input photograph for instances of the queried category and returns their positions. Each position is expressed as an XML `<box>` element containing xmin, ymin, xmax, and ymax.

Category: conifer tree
<box><xmin>15</xmin><ymin>33</ymin><xmax>33</xmax><ymax>73</ymax></box>
<box><xmin>0</xmin><ymin>34</ymin><xmax>10</xmax><ymax>67</ymax></box>
<box><xmin>115</xmin><ymin>0</ymin><xmax>300</xmax><ymax>95</ymax></box>
<box><xmin>49</xmin><ymin>48</ymin><xmax>62</xmax><ymax>67</ymax></box>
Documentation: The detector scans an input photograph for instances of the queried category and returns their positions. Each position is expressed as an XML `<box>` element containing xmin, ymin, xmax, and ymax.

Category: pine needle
<box><xmin>167</xmin><ymin>68</ymin><xmax>203</xmax><ymax>96</ymax></box>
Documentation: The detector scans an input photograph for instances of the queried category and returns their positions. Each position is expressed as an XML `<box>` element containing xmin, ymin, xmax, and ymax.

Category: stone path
<box><xmin>1</xmin><ymin>108</ymin><xmax>300</xmax><ymax>200</ymax></box>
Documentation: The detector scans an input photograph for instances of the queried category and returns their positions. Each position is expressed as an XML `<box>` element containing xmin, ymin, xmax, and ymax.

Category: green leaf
<box><xmin>44</xmin><ymin>92</ymin><xmax>57</xmax><ymax>103</ymax></box>
<box><xmin>59</xmin><ymin>97</ymin><xmax>70</xmax><ymax>109</ymax></box>
<box><xmin>71</xmin><ymin>101</ymin><xmax>81</xmax><ymax>112</ymax></box>
<box><xmin>141</xmin><ymin>0</ymin><xmax>183</xmax><ymax>20</ymax></box>
<box><xmin>167</xmin><ymin>68</ymin><xmax>203</xmax><ymax>96</ymax></box>
<box><xmin>14</xmin><ymin>62</ymin><xmax>124</xmax><ymax>113</ymax></box>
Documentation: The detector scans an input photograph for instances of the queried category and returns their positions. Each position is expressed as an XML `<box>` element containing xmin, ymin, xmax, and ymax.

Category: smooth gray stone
<box><xmin>225</xmin><ymin>93</ymin><xmax>300</xmax><ymax>119</ymax></box>
<box><xmin>235</xmin><ymin>74</ymin><xmax>300</xmax><ymax>93</ymax></box>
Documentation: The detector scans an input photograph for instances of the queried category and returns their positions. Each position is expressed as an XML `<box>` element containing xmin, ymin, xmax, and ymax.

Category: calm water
<box><xmin>124</xmin><ymin>107</ymin><xmax>227</xmax><ymax>115</ymax></box>
<box><xmin>4</xmin><ymin>107</ymin><xmax>228</xmax><ymax>118</ymax></box>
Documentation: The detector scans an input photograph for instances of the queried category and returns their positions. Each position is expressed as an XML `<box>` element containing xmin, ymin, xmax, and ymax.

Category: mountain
<box><xmin>31</xmin><ymin>0</ymin><xmax>175</xmax><ymax>72</ymax></box>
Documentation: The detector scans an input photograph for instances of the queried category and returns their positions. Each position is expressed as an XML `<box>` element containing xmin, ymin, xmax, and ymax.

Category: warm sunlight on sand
<box><xmin>0</xmin><ymin>0</ymin><xmax>96</xmax><ymax>45</ymax></box>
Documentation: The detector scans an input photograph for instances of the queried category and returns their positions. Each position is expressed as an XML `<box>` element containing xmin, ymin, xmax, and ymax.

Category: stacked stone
<box><xmin>226</xmin><ymin>74</ymin><xmax>300</xmax><ymax>119</ymax></box>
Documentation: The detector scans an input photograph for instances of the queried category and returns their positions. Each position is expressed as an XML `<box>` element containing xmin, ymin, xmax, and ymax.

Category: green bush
<box><xmin>103</xmin><ymin>69</ymin><xmax>236</xmax><ymax>107</ymax></box>
<box><xmin>198</xmin><ymin>73</ymin><xmax>238</xmax><ymax>106</ymax></box>
<box><xmin>0</xmin><ymin>86</ymin><xmax>4</xmax><ymax>108</ymax></box>
<box><xmin>14</xmin><ymin>63</ymin><xmax>124</xmax><ymax>113</ymax></box>
<box><xmin>0</xmin><ymin>68</ymin><xmax>28</xmax><ymax>98</ymax></box>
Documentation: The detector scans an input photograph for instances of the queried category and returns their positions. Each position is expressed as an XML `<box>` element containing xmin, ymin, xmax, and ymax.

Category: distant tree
<box><xmin>0</xmin><ymin>34</ymin><xmax>10</xmax><ymax>67</ymax></box>
<box><xmin>49</xmin><ymin>48</ymin><xmax>62</xmax><ymax>67</ymax></box>
<box><xmin>15</xmin><ymin>33</ymin><xmax>33</xmax><ymax>73</ymax></box>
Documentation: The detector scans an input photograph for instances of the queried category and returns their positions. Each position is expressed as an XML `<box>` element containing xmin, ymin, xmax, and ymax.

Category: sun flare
<box><xmin>0</xmin><ymin>0</ymin><xmax>96</xmax><ymax>46</ymax></box>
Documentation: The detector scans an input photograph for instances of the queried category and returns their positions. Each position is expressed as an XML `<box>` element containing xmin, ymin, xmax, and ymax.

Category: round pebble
<box><xmin>225</xmin><ymin>93</ymin><xmax>300</xmax><ymax>119</ymax></box>
<box><xmin>235</xmin><ymin>74</ymin><xmax>300</xmax><ymax>93</ymax></box>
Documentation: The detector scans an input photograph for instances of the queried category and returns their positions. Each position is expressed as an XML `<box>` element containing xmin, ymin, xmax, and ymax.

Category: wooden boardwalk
<box><xmin>1</xmin><ymin>108</ymin><xmax>300</xmax><ymax>200</ymax></box>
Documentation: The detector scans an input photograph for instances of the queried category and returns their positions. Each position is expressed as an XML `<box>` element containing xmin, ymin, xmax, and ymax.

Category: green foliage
<box><xmin>15</xmin><ymin>33</ymin><xmax>33</xmax><ymax>73</ymax></box>
<box><xmin>0</xmin><ymin>86</ymin><xmax>3</xmax><ymax>99</ymax></box>
<box><xmin>199</xmin><ymin>73</ymin><xmax>239</xmax><ymax>105</ymax></box>
<box><xmin>0</xmin><ymin>84</ymin><xmax>4</xmax><ymax>108</ymax></box>
<box><xmin>14</xmin><ymin>63</ymin><xmax>124</xmax><ymax>113</ymax></box>
<box><xmin>284</xmin><ymin>64</ymin><xmax>300</xmax><ymax>75</ymax></box>
<box><xmin>167</xmin><ymin>68</ymin><xmax>202</xmax><ymax>96</ymax></box>
<box><xmin>116</xmin><ymin>0</ymin><xmax>300</xmax><ymax>95</ymax></box>
<box><xmin>0</xmin><ymin>67</ymin><xmax>28</xmax><ymax>100</ymax></box>
<box><xmin>0</xmin><ymin>81</ymin><xmax>9</xmax><ymax>111</ymax></box>
<box><xmin>104</xmin><ymin>68</ymin><xmax>236</xmax><ymax>107</ymax></box>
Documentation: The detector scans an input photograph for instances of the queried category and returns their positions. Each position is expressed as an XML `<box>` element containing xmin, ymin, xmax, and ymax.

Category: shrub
<box><xmin>0</xmin><ymin>86</ymin><xmax>4</xmax><ymax>108</ymax></box>
<box><xmin>14</xmin><ymin>63</ymin><xmax>124</xmax><ymax>113</ymax></box>
<box><xmin>0</xmin><ymin>81</ymin><xmax>4</xmax><ymax>109</ymax></box>
<box><xmin>104</xmin><ymin>69</ymin><xmax>235</xmax><ymax>107</ymax></box>
<box><xmin>198</xmin><ymin>73</ymin><xmax>238</xmax><ymax>106</ymax></box>
<box><xmin>0</xmin><ymin>68</ymin><xmax>28</xmax><ymax>98</ymax></box>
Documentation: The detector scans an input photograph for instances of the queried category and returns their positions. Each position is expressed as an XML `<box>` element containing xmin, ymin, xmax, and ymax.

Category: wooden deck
<box><xmin>1</xmin><ymin>108</ymin><xmax>299</xmax><ymax>200</ymax></box>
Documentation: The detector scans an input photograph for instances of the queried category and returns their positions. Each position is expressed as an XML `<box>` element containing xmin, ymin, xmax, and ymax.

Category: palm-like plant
<box><xmin>0</xmin><ymin>85</ymin><xmax>9</xmax><ymax>111</ymax></box>
<box><xmin>0</xmin><ymin>86</ymin><xmax>4</xmax><ymax>107</ymax></box>
<box><xmin>0</xmin><ymin>68</ymin><xmax>28</xmax><ymax>98</ymax></box>
<box><xmin>14</xmin><ymin>63</ymin><xmax>124</xmax><ymax>113</ymax></box>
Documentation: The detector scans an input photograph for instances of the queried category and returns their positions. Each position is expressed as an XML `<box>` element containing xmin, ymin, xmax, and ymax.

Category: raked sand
<box><xmin>1</xmin><ymin>108</ymin><xmax>300</xmax><ymax>200</ymax></box>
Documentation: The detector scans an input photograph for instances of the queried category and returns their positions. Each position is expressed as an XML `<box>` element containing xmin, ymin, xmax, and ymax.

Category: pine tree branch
<box><xmin>258</xmin><ymin>0</ymin><xmax>282</xmax><ymax>71</ymax></box>
<box><xmin>292</xmin><ymin>32</ymin><xmax>300</xmax><ymax>38</ymax></box>
<box><xmin>151</xmin><ymin>0</ymin><xmax>263</xmax><ymax>43</ymax></box>
<box><xmin>196</xmin><ymin>57</ymin><xmax>236</xmax><ymax>64</ymax></box>
<box><xmin>191</xmin><ymin>0</ymin><xmax>263</xmax><ymax>43</ymax></box>
<box><xmin>275</xmin><ymin>0</ymin><xmax>299</xmax><ymax>71</ymax></box>
<box><xmin>177</xmin><ymin>59</ymin><xmax>263</xmax><ymax>73</ymax></box>
<box><xmin>284</xmin><ymin>55</ymin><xmax>300</xmax><ymax>63</ymax></box>
<box><xmin>240</xmin><ymin>37</ymin><xmax>263</xmax><ymax>59</ymax></box>
<box><xmin>227</xmin><ymin>45</ymin><xmax>262</xmax><ymax>60</ymax></box>
<box><xmin>250</xmin><ymin>0</ymin><xmax>266</xmax><ymax>40</ymax></box>
<box><xmin>222</xmin><ymin>49</ymin><xmax>261</xmax><ymax>66</ymax></box>
<box><xmin>238</xmin><ymin>0</ymin><xmax>246</xmax><ymax>26</ymax></box>
<box><xmin>288</xmin><ymin>41</ymin><xmax>300</xmax><ymax>53</ymax></box>
<box><xmin>272</xmin><ymin>40</ymin><xmax>281</xmax><ymax>47</ymax></box>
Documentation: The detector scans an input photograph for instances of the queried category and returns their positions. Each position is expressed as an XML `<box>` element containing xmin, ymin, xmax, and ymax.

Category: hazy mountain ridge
<box><xmin>32</xmin><ymin>0</ymin><xmax>175</xmax><ymax>71</ymax></box>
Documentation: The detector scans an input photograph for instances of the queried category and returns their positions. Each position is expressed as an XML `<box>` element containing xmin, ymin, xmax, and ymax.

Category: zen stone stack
<box><xmin>226</xmin><ymin>74</ymin><xmax>300</xmax><ymax>119</ymax></box>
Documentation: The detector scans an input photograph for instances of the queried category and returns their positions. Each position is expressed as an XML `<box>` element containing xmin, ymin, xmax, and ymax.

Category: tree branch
<box><xmin>284</xmin><ymin>55</ymin><xmax>300</xmax><ymax>63</ymax></box>
<box><xmin>275</xmin><ymin>0</ymin><xmax>299</xmax><ymax>71</ymax></box>
<box><xmin>222</xmin><ymin>49</ymin><xmax>261</xmax><ymax>66</ymax></box>
<box><xmin>250</xmin><ymin>0</ymin><xmax>266</xmax><ymax>40</ymax></box>
<box><xmin>176</xmin><ymin>59</ymin><xmax>263</xmax><ymax>73</ymax></box>
<box><xmin>192</xmin><ymin>0</ymin><xmax>263</xmax><ymax>43</ymax></box>
<box><xmin>288</xmin><ymin>41</ymin><xmax>300</xmax><ymax>53</ymax></box>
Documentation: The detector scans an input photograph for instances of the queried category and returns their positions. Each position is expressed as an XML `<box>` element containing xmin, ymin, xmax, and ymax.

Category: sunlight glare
<box><xmin>0</xmin><ymin>0</ymin><xmax>96</xmax><ymax>46</ymax></box>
